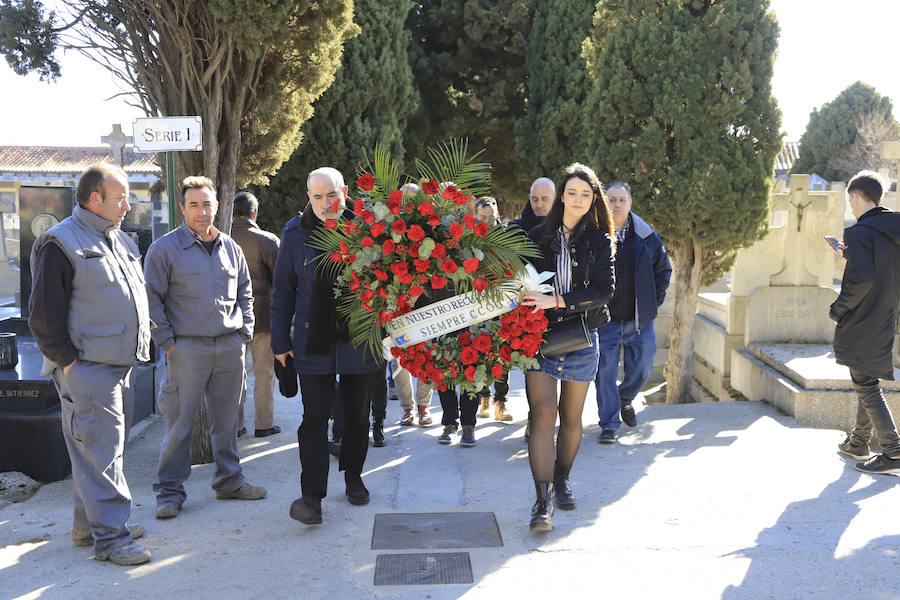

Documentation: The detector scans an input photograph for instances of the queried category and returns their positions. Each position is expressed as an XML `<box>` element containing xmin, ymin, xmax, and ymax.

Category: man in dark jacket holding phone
<box><xmin>832</xmin><ymin>171</ymin><xmax>900</xmax><ymax>476</ymax></box>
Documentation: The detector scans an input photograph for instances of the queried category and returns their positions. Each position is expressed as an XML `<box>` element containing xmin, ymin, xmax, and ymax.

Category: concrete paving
<box><xmin>2</xmin><ymin>369</ymin><xmax>900</xmax><ymax>599</ymax></box>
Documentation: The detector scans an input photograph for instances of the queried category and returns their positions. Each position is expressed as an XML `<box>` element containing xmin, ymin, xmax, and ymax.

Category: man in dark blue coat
<box><xmin>271</xmin><ymin>167</ymin><xmax>383</xmax><ymax>525</ymax></box>
<box><xmin>595</xmin><ymin>182</ymin><xmax>671</xmax><ymax>443</ymax></box>
<box><xmin>832</xmin><ymin>171</ymin><xmax>900</xmax><ymax>475</ymax></box>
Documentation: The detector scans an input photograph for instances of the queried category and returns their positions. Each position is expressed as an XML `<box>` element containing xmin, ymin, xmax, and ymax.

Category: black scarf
<box><xmin>304</xmin><ymin>213</ymin><xmax>349</xmax><ymax>355</ymax></box>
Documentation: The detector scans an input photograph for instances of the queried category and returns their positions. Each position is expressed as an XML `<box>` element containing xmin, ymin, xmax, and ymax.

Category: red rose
<box><xmin>353</xmin><ymin>199</ymin><xmax>365</xmax><ymax>214</ymax></box>
<box><xmin>449</xmin><ymin>222</ymin><xmax>464</xmax><ymax>239</ymax></box>
<box><xmin>340</xmin><ymin>240</ymin><xmax>349</xmax><ymax>255</ymax></box>
<box><xmin>472</xmin><ymin>277</ymin><xmax>487</xmax><ymax>292</ymax></box>
<box><xmin>374</xmin><ymin>269</ymin><xmax>388</xmax><ymax>281</ymax></box>
<box><xmin>408</xmin><ymin>224</ymin><xmax>425</xmax><ymax>242</ymax></box>
<box><xmin>325</xmin><ymin>218</ymin><xmax>338</xmax><ymax>229</ymax></box>
<box><xmin>428</xmin><ymin>243</ymin><xmax>445</xmax><ymax>259</ymax></box>
<box><xmin>414</xmin><ymin>259</ymin><xmax>430</xmax><ymax>272</ymax></box>
<box><xmin>440</xmin><ymin>258</ymin><xmax>458</xmax><ymax>274</ymax></box>
<box><xmin>463</xmin><ymin>214</ymin><xmax>476</xmax><ymax>229</ymax></box>
<box><xmin>392</xmin><ymin>220</ymin><xmax>407</xmax><ymax>235</ymax></box>
<box><xmin>357</xmin><ymin>173</ymin><xmax>375</xmax><ymax>191</ymax></box>
<box><xmin>417</xmin><ymin>202</ymin><xmax>435</xmax><ymax>216</ymax></box>
<box><xmin>442</xmin><ymin>185</ymin><xmax>458</xmax><ymax>200</ymax></box>
<box><xmin>428</xmin><ymin>214</ymin><xmax>441</xmax><ymax>227</ymax></box>
<box><xmin>408</xmin><ymin>244</ymin><xmax>420</xmax><ymax>257</ymax></box>
<box><xmin>458</xmin><ymin>331</ymin><xmax>472</xmax><ymax>346</ymax></box>
<box><xmin>388</xmin><ymin>190</ymin><xmax>403</xmax><ymax>214</ymax></box>
<box><xmin>361</xmin><ymin>237</ymin><xmax>374</xmax><ymax>248</ymax></box>
<box><xmin>474</xmin><ymin>222</ymin><xmax>489</xmax><ymax>237</ymax></box>
<box><xmin>409</xmin><ymin>285</ymin><xmax>424</xmax><ymax>297</ymax></box>
<box><xmin>342</xmin><ymin>221</ymin><xmax>357</xmax><ymax>235</ymax></box>
<box><xmin>360</xmin><ymin>289</ymin><xmax>375</xmax><ymax>302</ymax></box>
<box><xmin>423</xmin><ymin>179</ymin><xmax>440</xmax><ymax>195</ymax></box>
<box><xmin>463</xmin><ymin>257</ymin><xmax>480</xmax><ymax>274</ymax></box>
<box><xmin>378</xmin><ymin>288</ymin><xmax>388</xmax><ymax>299</ymax></box>
<box><xmin>464</xmin><ymin>366</ymin><xmax>476</xmax><ymax>382</ymax></box>
<box><xmin>499</xmin><ymin>345</ymin><xmax>512</xmax><ymax>362</ymax></box>
<box><xmin>491</xmin><ymin>364</ymin><xmax>504</xmax><ymax>378</ymax></box>
<box><xmin>390</xmin><ymin>262</ymin><xmax>409</xmax><ymax>275</ymax></box>
<box><xmin>398</xmin><ymin>272</ymin><xmax>414</xmax><ymax>284</ymax></box>
<box><xmin>473</xmin><ymin>333</ymin><xmax>492</xmax><ymax>353</ymax></box>
<box><xmin>382</xmin><ymin>239</ymin><xmax>396</xmax><ymax>255</ymax></box>
<box><xmin>431</xmin><ymin>274</ymin><xmax>447</xmax><ymax>289</ymax></box>
<box><xmin>453</xmin><ymin>192</ymin><xmax>470</xmax><ymax>206</ymax></box>
<box><xmin>361</xmin><ymin>210</ymin><xmax>376</xmax><ymax>225</ymax></box>
<box><xmin>461</xmin><ymin>346</ymin><xmax>479</xmax><ymax>365</ymax></box>
<box><xmin>330</xmin><ymin>252</ymin><xmax>342</xmax><ymax>263</ymax></box>
<box><xmin>370</xmin><ymin>222</ymin><xmax>385</xmax><ymax>237</ymax></box>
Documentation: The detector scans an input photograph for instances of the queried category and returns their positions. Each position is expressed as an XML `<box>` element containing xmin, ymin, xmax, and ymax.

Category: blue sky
<box><xmin>0</xmin><ymin>0</ymin><xmax>897</xmax><ymax>146</ymax></box>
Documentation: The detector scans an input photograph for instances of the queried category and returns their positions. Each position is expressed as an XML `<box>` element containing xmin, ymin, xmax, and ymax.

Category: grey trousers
<box><xmin>153</xmin><ymin>333</ymin><xmax>247</xmax><ymax>506</ymax></box>
<box><xmin>392</xmin><ymin>363</ymin><xmax>433</xmax><ymax>410</ymax></box>
<box><xmin>52</xmin><ymin>361</ymin><xmax>137</xmax><ymax>559</ymax></box>
<box><xmin>849</xmin><ymin>368</ymin><xmax>900</xmax><ymax>458</ymax></box>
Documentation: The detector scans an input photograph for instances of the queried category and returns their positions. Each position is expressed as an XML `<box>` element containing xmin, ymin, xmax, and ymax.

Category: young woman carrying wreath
<box><xmin>519</xmin><ymin>163</ymin><xmax>616</xmax><ymax>531</ymax></box>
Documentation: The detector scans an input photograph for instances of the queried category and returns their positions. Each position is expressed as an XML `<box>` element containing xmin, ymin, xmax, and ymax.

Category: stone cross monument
<box><xmin>101</xmin><ymin>124</ymin><xmax>133</xmax><ymax>167</ymax></box>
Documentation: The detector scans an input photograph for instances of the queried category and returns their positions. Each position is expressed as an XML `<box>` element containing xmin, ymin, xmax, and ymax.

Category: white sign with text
<box><xmin>133</xmin><ymin>117</ymin><xmax>202</xmax><ymax>152</ymax></box>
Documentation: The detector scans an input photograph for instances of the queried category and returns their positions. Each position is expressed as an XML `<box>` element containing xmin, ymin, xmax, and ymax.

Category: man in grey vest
<box><xmin>29</xmin><ymin>164</ymin><xmax>152</xmax><ymax>566</ymax></box>
<box><xmin>145</xmin><ymin>176</ymin><xmax>266</xmax><ymax>520</ymax></box>
<box><xmin>231</xmin><ymin>191</ymin><xmax>280</xmax><ymax>438</ymax></box>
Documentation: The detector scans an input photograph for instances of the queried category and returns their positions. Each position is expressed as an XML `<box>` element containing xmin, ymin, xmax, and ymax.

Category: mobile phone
<box><xmin>824</xmin><ymin>235</ymin><xmax>842</xmax><ymax>252</ymax></box>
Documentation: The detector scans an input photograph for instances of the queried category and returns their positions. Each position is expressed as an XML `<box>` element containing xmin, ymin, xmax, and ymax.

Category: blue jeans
<box><xmin>594</xmin><ymin>320</ymin><xmax>657</xmax><ymax>430</ymax></box>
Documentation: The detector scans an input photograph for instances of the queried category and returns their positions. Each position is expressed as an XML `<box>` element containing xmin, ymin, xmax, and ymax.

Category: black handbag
<box><xmin>539</xmin><ymin>312</ymin><xmax>591</xmax><ymax>357</ymax></box>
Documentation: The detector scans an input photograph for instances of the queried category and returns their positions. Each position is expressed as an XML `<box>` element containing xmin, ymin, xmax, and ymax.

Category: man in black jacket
<box><xmin>511</xmin><ymin>177</ymin><xmax>555</xmax><ymax>233</ymax></box>
<box><xmin>832</xmin><ymin>171</ymin><xmax>900</xmax><ymax>475</ymax></box>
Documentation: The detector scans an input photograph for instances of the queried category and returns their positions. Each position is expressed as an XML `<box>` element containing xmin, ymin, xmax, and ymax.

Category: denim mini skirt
<box><xmin>530</xmin><ymin>330</ymin><xmax>600</xmax><ymax>382</ymax></box>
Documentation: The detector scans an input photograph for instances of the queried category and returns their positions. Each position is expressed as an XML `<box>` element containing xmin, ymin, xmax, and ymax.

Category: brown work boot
<box><xmin>494</xmin><ymin>400</ymin><xmax>513</xmax><ymax>422</ymax></box>
<box><xmin>477</xmin><ymin>395</ymin><xmax>491</xmax><ymax>418</ymax></box>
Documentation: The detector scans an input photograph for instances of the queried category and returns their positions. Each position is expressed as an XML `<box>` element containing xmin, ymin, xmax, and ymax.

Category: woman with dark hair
<box><xmin>519</xmin><ymin>162</ymin><xmax>615</xmax><ymax>531</ymax></box>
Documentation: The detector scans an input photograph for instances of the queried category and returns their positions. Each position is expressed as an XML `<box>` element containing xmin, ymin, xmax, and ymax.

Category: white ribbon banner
<box><xmin>383</xmin><ymin>265</ymin><xmax>554</xmax><ymax>352</ymax></box>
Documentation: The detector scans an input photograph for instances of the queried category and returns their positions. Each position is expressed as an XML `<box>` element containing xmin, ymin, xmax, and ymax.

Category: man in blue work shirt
<box><xmin>145</xmin><ymin>176</ymin><xmax>266</xmax><ymax>519</ymax></box>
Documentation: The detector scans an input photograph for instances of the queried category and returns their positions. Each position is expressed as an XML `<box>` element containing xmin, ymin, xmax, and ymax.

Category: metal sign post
<box><xmin>133</xmin><ymin>116</ymin><xmax>202</xmax><ymax>231</ymax></box>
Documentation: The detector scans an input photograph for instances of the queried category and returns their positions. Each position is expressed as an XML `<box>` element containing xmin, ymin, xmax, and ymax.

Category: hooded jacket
<box><xmin>830</xmin><ymin>206</ymin><xmax>900</xmax><ymax>379</ymax></box>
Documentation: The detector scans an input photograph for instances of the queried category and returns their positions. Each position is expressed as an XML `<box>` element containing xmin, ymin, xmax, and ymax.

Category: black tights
<box><xmin>525</xmin><ymin>372</ymin><xmax>589</xmax><ymax>483</ymax></box>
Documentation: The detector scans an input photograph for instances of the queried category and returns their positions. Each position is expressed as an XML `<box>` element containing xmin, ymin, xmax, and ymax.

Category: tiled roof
<box><xmin>775</xmin><ymin>141</ymin><xmax>800</xmax><ymax>173</ymax></box>
<box><xmin>0</xmin><ymin>146</ymin><xmax>161</xmax><ymax>174</ymax></box>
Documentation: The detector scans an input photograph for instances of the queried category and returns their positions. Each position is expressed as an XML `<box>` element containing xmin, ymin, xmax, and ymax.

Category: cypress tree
<box><xmin>514</xmin><ymin>0</ymin><xmax>595</xmax><ymax>185</ymax></box>
<box><xmin>791</xmin><ymin>81</ymin><xmax>896</xmax><ymax>182</ymax></box>
<box><xmin>407</xmin><ymin>0</ymin><xmax>536</xmax><ymax>215</ymax></box>
<box><xmin>253</xmin><ymin>0</ymin><xmax>420</xmax><ymax>232</ymax></box>
<box><xmin>583</xmin><ymin>0</ymin><xmax>783</xmax><ymax>404</ymax></box>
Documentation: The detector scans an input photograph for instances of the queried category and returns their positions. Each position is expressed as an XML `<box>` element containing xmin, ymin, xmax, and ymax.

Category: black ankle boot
<box><xmin>372</xmin><ymin>418</ymin><xmax>385</xmax><ymax>447</ymax></box>
<box><xmin>529</xmin><ymin>481</ymin><xmax>554</xmax><ymax>531</ymax></box>
<box><xmin>345</xmin><ymin>472</ymin><xmax>370</xmax><ymax>505</ymax></box>
<box><xmin>554</xmin><ymin>462</ymin><xmax>575</xmax><ymax>510</ymax></box>
<box><xmin>289</xmin><ymin>494</ymin><xmax>323</xmax><ymax>525</ymax></box>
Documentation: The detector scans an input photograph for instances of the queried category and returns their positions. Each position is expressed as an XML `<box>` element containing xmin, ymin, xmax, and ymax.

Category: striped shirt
<box><xmin>554</xmin><ymin>229</ymin><xmax>573</xmax><ymax>295</ymax></box>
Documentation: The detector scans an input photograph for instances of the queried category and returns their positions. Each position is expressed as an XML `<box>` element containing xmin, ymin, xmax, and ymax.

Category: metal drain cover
<box><xmin>372</xmin><ymin>512</ymin><xmax>503</xmax><ymax>550</ymax></box>
<box><xmin>374</xmin><ymin>552</ymin><xmax>473</xmax><ymax>586</ymax></box>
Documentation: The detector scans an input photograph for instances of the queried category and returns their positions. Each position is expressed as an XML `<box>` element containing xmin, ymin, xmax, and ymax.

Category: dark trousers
<box><xmin>298</xmin><ymin>370</ymin><xmax>380</xmax><ymax>498</ymax></box>
<box><xmin>479</xmin><ymin>372</ymin><xmax>509</xmax><ymax>403</ymax></box>
<box><xmin>438</xmin><ymin>387</ymin><xmax>478</xmax><ymax>427</ymax></box>
<box><xmin>332</xmin><ymin>372</ymin><xmax>386</xmax><ymax>435</ymax></box>
<box><xmin>849</xmin><ymin>368</ymin><xmax>900</xmax><ymax>458</ymax></box>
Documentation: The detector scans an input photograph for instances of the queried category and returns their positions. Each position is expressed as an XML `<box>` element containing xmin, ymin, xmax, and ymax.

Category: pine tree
<box><xmin>252</xmin><ymin>0</ymin><xmax>420</xmax><ymax>232</ymax></box>
<box><xmin>791</xmin><ymin>81</ymin><xmax>896</xmax><ymax>181</ymax></box>
<box><xmin>514</xmin><ymin>0</ymin><xmax>595</xmax><ymax>185</ymax></box>
<box><xmin>583</xmin><ymin>0</ymin><xmax>783</xmax><ymax>404</ymax></box>
<box><xmin>407</xmin><ymin>0</ymin><xmax>536</xmax><ymax>215</ymax></box>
